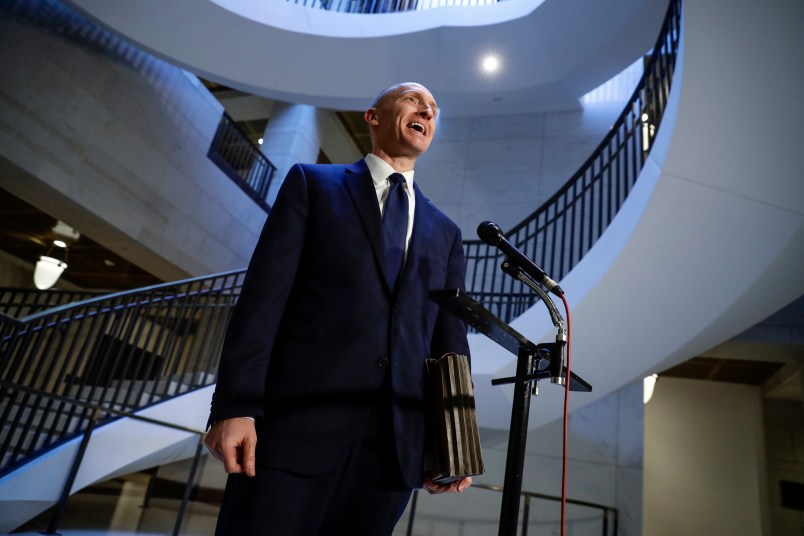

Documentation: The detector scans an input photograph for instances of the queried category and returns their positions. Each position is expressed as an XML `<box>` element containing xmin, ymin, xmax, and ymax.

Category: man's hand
<box><xmin>204</xmin><ymin>418</ymin><xmax>257</xmax><ymax>477</ymax></box>
<box><xmin>423</xmin><ymin>475</ymin><xmax>472</xmax><ymax>494</ymax></box>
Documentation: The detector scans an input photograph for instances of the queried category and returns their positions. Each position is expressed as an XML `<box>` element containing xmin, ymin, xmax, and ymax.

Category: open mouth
<box><xmin>408</xmin><ymin>122</ymin><xmax>425</xmax><ymax>134</ymax></box>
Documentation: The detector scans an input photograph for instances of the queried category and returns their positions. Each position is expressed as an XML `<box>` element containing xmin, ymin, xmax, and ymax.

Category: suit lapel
<box><xmin>343</xmin><ymin>161</ymin><xmax>394</xmax><ymax>292</ymax></box>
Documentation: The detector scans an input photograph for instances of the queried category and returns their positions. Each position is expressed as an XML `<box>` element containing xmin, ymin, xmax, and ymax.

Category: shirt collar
<box><xmin>364</xmin><ymin>153</ymin><xmax>414</xmax><ymax>192</ymax></box>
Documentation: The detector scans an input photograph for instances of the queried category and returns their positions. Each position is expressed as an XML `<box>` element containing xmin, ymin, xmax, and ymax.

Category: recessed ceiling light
<box><xmin>481</xmin><ymin>54</ymin><xmax>500</xmax><ymax>74</ymax></box>
<box><xmin>53</xmin><ymin>240</ymin><xmax>67</xmax><ymax>248</ymax></box>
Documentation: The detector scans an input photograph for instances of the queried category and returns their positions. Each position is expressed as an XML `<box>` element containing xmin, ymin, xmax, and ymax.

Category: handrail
<box><xmin>405</xmin><ymin>483</ymin><xmax>618</xmax><ymax>536</ymax></box>
<box><xmin>0</xmin><ymin>380</ymin><xmax>204</xmax><ymax>444</ymax></box>
<box><xmin>288</xmin><ymin>0</ymin><xmax>502</xmax><ymax>14</ymax></box>
<box><xmin>0</xmin><ymin>288</ymin><xmax>105</xmax><ymax>319</ymax></box>
<box><xmin>0</xmin><ymin>380</ymin><xmax>205</xmax><ymax>536</ymax></box>
<box><xmin>0</xmin><ymin>270</ymin><xmax>245</xmax><ymax>477</ymax></box>
<box><xmin>13</xmin><ymin>268</ymin><xmax>246</xmax><ymax>324</ymax></box>
<box><xmin>463</xmin><ymin>0</ymin><xmax>681</xmax><ymax>324</ymax></box>
<box><xmin>207</xmin><ymin>111</ymin><xmax>277</xmax><ymax>212</ymax></box>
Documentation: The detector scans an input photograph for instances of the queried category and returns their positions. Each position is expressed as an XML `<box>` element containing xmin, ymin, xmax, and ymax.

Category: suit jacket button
<box><xmin>377</xmin><ymin>358</ymin><xmax>389</xmax><ymax>368</ymax></box>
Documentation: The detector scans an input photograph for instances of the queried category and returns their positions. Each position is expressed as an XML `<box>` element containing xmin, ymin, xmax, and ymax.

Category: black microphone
<box><xmin>477</xmin><ymin>221</ymin><xmax>563</xmax><ymax>296</ymax></box>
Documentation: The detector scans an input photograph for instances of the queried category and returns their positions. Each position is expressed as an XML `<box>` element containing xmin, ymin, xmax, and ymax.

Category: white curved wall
<box><xmin>65</xmin><ymin>0</ymin><xmax>668</xmax><ymax>115</ymax></box>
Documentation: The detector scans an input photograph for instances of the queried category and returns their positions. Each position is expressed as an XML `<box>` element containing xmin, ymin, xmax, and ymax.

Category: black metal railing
<box><xmin>0</xmin><ymin>270</ymin><xmax>245</xmax><ymax>476</ymax></box>
<box><xmin>0</xmin><ymin>380</ymin><xmax>205</xmax><ymax>536</ymax></box>
<box><xmin>0</xmin><ymin>288</ymin><xmax>104</xmax><ymax>319</ymax></box>
<box><xmin>208</xmin><ymin>112</ymin><xmax>277</xmax><ymax>212</ymax></box>
<box><xmin>404</xmin><ymin>483</ymin><xmax>618</xmax><ymax>536</ymax></box>
<box><xmin>464</xmin><ymin>0</ymin><xmax>681</xmax><ymax>323</ymax></box>
<box><xmin>289</xmin><ymin>0</ymin><xmax>501</xmax><ymax>14</ymax></box>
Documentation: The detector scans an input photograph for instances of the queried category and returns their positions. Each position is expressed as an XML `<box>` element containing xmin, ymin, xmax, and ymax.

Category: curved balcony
<box><xmin>65</xmin><ymin>0</ymin><xmax>669</xmax><ymax>114</ymax></box>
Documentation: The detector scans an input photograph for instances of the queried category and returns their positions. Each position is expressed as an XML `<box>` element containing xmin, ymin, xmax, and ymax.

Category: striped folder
<box><xmin>425</xmin><ymin>352</ymin><xmax>485</xmax><ymax>484</ymax></box>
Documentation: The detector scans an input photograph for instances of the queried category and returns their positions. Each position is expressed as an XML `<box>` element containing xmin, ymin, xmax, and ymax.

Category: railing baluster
<box><xmin>43</xmin><ymin>407</ymin><xmax>101</xmax><ymax>536</ymax></box>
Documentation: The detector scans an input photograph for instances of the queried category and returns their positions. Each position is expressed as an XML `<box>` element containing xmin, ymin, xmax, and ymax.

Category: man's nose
<box><xmin>418</xmin><ymin>105</ymin><xmax>434</xmax><ymax>120</ymax></box>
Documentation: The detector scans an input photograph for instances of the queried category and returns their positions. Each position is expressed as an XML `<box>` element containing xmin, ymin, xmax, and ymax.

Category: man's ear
<box><xmin>364</xmin><ymin>108</ymin><xmax>379</xmax><ymax>126</ymax></box>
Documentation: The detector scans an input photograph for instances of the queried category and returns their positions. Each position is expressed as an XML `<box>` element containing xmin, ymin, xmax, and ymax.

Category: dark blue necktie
<box><xmin>383</xmin><ymin>173</ymin><xmax>409</xmax><ymax>288</ymax></box>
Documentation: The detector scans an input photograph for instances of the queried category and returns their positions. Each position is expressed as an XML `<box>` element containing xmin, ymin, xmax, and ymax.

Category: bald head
<box><xmin>370</xmin><ymin>82</ymin><xmax>436</xmax><ymax>112</ymax></box>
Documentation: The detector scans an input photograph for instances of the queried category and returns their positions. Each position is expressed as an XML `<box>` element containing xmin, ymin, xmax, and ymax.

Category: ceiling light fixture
<box><xmin>34</xmin><ymin>243</ymin><xmax>69</xmax><ymax>290</ymax></box>
<box><xmin>34</xmin><ymin>255</ymin><xmax>68</xmax><ymax>290</ymax></box>
<box><xmin>481</xmin><ymin>54</ymin><xmax>500</xmax><ymax>74</ymax></box>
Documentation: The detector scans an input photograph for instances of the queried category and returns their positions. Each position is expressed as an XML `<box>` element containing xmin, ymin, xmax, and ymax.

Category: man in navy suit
<box><xmin>205</xmin><ymin>82</ymin><xmax>472</xmax><ymax>535</ymax></box>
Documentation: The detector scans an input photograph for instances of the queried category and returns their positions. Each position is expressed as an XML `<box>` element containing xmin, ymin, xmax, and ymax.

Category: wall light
<box><xmin>643</xmin><ymin>373</ymin><xmax>659</xmax><ymax>404</ymax></box>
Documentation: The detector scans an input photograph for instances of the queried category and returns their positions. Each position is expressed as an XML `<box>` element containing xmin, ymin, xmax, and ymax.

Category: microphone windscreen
<box><xmin>477</xmin><ymin>221</ymin><xmax>503</xmax><ymax>246</ymax></box>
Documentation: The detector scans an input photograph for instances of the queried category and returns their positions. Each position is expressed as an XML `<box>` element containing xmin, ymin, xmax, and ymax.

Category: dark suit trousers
<box><xmin>214</xmin><ymin>377</ymin><xmax>412</xmax><ymax>535</ymax></box>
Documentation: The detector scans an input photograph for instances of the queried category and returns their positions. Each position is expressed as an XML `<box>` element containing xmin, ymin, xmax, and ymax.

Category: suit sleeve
<box><xmin>208</xmin><ymin>164</ymin><xmax>309</xmax><ymax>425</ymax></box>
<box><xmin>429</xmin><ymin>225</ymin><xmax>471</xmax><ymax>363</ymax></box>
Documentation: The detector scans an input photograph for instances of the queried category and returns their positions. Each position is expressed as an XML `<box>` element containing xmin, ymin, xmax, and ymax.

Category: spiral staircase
<box><xmin>1</xmin><ymin>0</ymin><xmax>803</xmax><ymax>532</ymax></box>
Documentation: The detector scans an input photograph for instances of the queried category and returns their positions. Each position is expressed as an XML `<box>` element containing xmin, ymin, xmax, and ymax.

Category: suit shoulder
<box><xmin>417</xmin><ymin>189</ymin><xmax>460</xmax><ymax>233</ymax></box>
<box><xmin>292</xmin><ymin>163</ymin><xmax>360</xmax><ymax>190</ymax></box>
<box><xmin>296</xmin><ymin>163</ymin><xmax>349</xmax><ymax>175</ymax></box>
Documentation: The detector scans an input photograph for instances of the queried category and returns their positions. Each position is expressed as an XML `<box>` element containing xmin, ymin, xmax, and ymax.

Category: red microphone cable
<box><xmin>560</xmin><ymin>293</ymin><xmax>571</xmax><ymax>536</ymax></box>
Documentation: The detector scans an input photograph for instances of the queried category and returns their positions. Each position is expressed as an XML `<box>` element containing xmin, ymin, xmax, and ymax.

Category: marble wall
<box><xmin>414</xmin><ymin>103</ymin><xmax>624</xmax><ymax>239</ymax></box>
<box><xmin>0</xmin><ymin>16</ymin><xmax>267</xmax><ymax>282</ymax></box>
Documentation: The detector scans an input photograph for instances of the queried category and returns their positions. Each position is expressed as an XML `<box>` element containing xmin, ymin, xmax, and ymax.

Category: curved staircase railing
<box><xmin>0</xmin><ymin>270</ymin><xmax>244</xmax><ymax>476</ymax></box>
<box><xmin>464</xmin><ymin>0</ymin><xmax>681</xmax><ymax>324</ymax></box>
<box><xmin>287</xmin><ymin>0</ymin><xmax>502</xmax><ymax>15</ymax></box>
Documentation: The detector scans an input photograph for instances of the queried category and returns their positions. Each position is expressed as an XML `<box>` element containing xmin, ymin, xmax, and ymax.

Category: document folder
<box><xmin>425</xmin><ymin>352</ymin><xmax>485</xmax><ymax>484</ymax></box>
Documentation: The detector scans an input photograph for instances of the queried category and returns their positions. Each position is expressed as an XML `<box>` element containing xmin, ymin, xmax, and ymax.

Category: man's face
<box><xmin>366</xmin><ymin>83</ymin><xmax>438</xmax><ymax>159</ymax></box>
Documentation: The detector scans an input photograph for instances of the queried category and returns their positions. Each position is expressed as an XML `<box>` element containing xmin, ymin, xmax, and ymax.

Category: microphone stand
<box><xmin>428</xmin><ymin>257</ymin><xmax>591</xmax><ymax>535</ymax></box>
<box><xmin>491</xmin><ymin>260</ymin><xmax>569</xmax><ymax>535</ymax></box>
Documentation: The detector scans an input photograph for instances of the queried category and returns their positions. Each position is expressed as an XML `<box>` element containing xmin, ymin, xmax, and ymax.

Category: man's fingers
<box><xmin>423</xmin><ymin>476</ymin><xmax>473</xmax><ymax>494</ymax></box>
<box><xmin>242</xmin><ymin>432</ymin><xmax>257</xmax><ymax>477</ymax></box>
<box><xmin>457</xmin><ymin>476</ymin><xmax>472</xmax><ymax>492</ymax></box>
<box><xmin>222</xmin><ymin>444</ymin><xmax>243</xmax><ymax>474</ymax></box>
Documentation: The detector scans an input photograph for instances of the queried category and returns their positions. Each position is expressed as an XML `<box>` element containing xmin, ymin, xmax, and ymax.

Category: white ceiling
<box><xmin>65</xmin><ymin>0</ymin><xmax>669</xmax><ymax>116</ymax></box>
